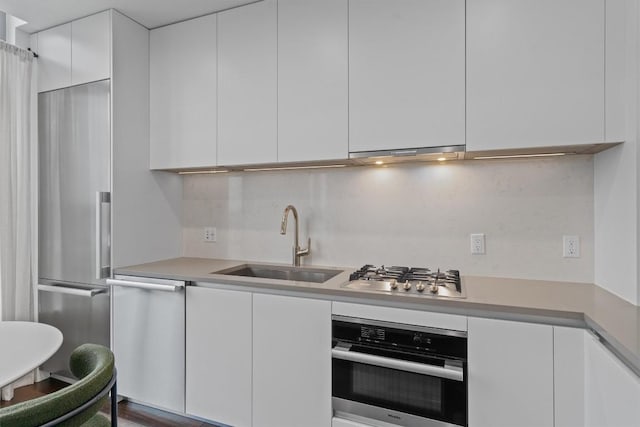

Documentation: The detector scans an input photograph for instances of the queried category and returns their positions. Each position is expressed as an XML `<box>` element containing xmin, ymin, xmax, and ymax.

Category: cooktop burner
<box><xmin>342</xmin><ymin>265</ymin><xmax>465</xmax><ymax>298</ymax></box>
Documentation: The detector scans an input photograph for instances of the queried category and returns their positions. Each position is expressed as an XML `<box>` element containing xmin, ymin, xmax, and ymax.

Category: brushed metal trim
<box><xmin>333</xmin><ymin>398</ymin><xmax>463</xmax><ymax>427</ymax></box>
<box><xmin>349</xmin><ymin>145</ymin><xmax>465</xmax><ymax>159</ymax></box>
<box><xmin>38</xmin><ymin>283</ymin><xmax>107</xmax><ymax>298</ymax></box>
<box><xmin>332</xmin><ymin>348</ymin><xmax>464</xmax><ymax>381</ymax></box>
<box><xmin>95</xmin><ymin>191</ymin><xmax>111</xmax><ymax>280</ymax></box>
<box><xmin>107</xmin><ymin>279</ymin><xmax>184</xmax><ymax>292</ymax></box>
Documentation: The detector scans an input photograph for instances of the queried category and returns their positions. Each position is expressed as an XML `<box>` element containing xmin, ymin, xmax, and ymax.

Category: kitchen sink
<box><xmin>213</xmin><ymin>264</ymin><xmax>343</xmax><ymax>284</ymax></box>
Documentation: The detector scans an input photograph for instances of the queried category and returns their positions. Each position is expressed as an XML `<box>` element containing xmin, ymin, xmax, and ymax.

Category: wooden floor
<box><xmin>0</xmin><ymin>378</ymin><xmax>218</xmax><ymax>427</ymax></box>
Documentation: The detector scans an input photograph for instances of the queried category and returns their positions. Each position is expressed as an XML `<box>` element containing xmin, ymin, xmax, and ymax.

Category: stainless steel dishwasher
<box><xmin>107</xmin><ymin>275</ymin><xmax>186</xmax><ymax>413</ymax></box>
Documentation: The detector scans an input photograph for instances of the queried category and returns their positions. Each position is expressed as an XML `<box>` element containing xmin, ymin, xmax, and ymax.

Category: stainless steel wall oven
<box><xmin>332</xmin><ymin>316</ymin><xmax>467</xmax><ymax>427</ymax></box>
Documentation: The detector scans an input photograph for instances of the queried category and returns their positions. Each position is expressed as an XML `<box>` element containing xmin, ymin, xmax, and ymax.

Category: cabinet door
<box><xmin>468</xmin><ymin>317</ymin><xmax>553</xmax><ymax>427</ymax></box>
<box><xmin>37</xmin><ymin>23</ymin><xmax>71</xmax><ymax>92</ymax></box>
<box><xmin>150</xmin><ymin>14</ymin><xmax>217</xmax><ymax>169</ymax></box>
<box><xmin>218</xmin><ymin>0</ymin><xmax>277</xmax><ymax>166</ymax></box>
<box><xmin>71</xmin><ymin>11</ymin><xmax>111</xmax><ymax>86</ymax></box>
<box><xmin>253</xmin><ymin>294</ymin><xmax>331</xmax><ymax>427</ymax></box>
<box><xmin>467</xmin><ymin>0</ymin><xmax>604</xmax><ymax>151</ymax></box>
<box><xmin>278</xmin><ymin>0</ymin><xmax>348</xmax><ymax>162</ymax></box>
<box><xmin>186</xmin><ymin>286</ymin><xmax>252</xmax><ymax>427</ymax></box>
<box><xmin>585</xmin><ymin>332</ymin><xmax>640</xmax><ymax>427</ymax></box>
<box><xmin>349</xmin><ymin>0</ymin><xmax>465</xmax><ymax>153</ymax></box>
<box><xmin>553</xmin><ymin>327</ymin><xmax>585</xmax><ymax>427</ymax></box>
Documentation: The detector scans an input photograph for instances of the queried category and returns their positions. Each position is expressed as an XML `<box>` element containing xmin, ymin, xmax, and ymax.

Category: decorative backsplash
<box><xmin>183</xmin><ymin>155</ymin><xmax>594</xmax><ymax>283</ymax></box>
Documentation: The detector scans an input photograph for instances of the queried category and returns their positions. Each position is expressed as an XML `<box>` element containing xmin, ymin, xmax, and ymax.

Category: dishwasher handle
<box><xmin>332</xmin><ymin>347</ymin><xmax>464</xmax><ymax>382</ymax></box>
<box><xmin>106</xmin><ymin>278</ymin><xmax>184</xmax><ymax>292</ymax></box>
<box><xmin>38</xmin><ymin>284</ymin><xmax>107</xmax><ymax>298</ymax></box>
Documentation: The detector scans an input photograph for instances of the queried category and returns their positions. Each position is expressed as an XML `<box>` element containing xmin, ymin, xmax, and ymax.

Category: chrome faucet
<box><xmin>280</xmin><ymin>205</ymin><xmax>310</xmax><ymax>266</ymax></box>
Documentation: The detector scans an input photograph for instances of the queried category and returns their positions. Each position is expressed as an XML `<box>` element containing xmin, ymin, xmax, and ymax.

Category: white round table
<box><xmin>0</xmin><ymin>322</ymin><xmax>63</xmax><ymax>392</ymax></box>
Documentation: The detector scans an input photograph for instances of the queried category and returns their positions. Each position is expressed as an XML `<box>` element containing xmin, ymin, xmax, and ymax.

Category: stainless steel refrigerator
<box><xmin>37</xmin><ymin>80</ymin><xmax>111</xmax><ymax>379</ymax></box>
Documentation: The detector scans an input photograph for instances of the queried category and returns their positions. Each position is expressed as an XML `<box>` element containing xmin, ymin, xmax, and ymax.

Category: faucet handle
<box><xmin>297</xmin><ymin>237</ymin><xmax>311</xmax><ymax>256</ymax></box>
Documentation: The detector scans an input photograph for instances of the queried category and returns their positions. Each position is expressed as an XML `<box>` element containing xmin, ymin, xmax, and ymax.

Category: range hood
<box><xmin>349</xmin><ymin>144</ymin><xmax>465</xmax><ymax>164</ymax></box>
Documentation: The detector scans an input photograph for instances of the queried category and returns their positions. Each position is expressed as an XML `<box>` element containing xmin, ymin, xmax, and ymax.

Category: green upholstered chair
<box><xmin>0</xmin><ymin>343</ymin><xmax>117</xmax><ymax>427</ymax></box>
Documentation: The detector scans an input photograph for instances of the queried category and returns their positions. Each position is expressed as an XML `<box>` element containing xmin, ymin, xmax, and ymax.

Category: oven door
<box><xmin>332</xmin><ymin>344</ymin><xmax>467</xmax><ymax>427</ymax></box>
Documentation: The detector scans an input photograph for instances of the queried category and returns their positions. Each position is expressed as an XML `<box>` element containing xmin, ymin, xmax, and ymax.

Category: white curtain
<box><xmin>0</xmin><ymin>40</ymin><xmax>37</xmax><ymax>322</ymax></box>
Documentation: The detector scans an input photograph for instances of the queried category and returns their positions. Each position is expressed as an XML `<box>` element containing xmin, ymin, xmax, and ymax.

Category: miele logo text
<box><xmin>387</xmin><ymin>414</ymin><xmax>402</xmax><ymax>420</ymax></box>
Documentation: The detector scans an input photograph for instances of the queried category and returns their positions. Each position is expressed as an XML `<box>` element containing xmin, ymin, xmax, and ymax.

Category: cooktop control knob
<box><xmin>390</xmin><ymin>279</ymin><xmax>398</xmax><ymax>290</ymax></box>
<box><xmin>403</xmin><ymin>281</ymin><xmax>411</xmax><ymax>291</ymax></box>
<box><xmin>416</xmin><ymin>282</ymin><xmax>425</xmax><ymax>292</ymax></box>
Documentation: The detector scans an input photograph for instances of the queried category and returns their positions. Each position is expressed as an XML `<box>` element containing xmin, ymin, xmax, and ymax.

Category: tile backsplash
<box><xmin>183</xmin><ymin>155</ymin><xmax>594</xmax><ymax>283</ymax></box>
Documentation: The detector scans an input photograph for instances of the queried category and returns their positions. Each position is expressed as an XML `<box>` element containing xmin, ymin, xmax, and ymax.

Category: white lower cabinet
<box><xmin>468</xmin><ymin>317</ymin><xmax>553</xmax><ymax>427</ymax></box>
<box><xmin>553</xmin><ymin>327</ymin><xmax>585</xmax><ymax>427</ymax></box>
<box><xmin>185</xmin><ymin>286</ymin><xmax>252</xmax><ymax>426</ymax></box>
<box><xmin>584</xmin><ymin>331</ymin><xmax>640</xmax><ymax>427</ymax></box>
<box><xmin>553</xmin><ymin>326</ymin><xmax>640</xmax><ymax>427</ymax></box>
<box><xmin>186</xmin><ymin>287</ymin><xmax>331</xmax><ymax>427</ymax></box>
<box><xmin>253</xmin><ymin>293</ymin><xmax>332</xmax><ymax>427</ymax></box>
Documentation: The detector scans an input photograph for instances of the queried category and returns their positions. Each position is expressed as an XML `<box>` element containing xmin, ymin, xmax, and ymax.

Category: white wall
<box><xmin>183</xmin><ymin>156</ymin><xmax>594</xmax><ymax>283</ymax></box>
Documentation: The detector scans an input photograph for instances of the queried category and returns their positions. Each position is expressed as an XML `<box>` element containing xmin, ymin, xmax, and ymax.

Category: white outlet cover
<box><xmin>204</xmin><ymin>227</ymin><xmax>217</xmax><ymax>243</ymax></box>
<box><xmin>563</xmin><ymin>235</ymin><xmax>580</xmax><ymax>258</ymax></box>
<box><xmin>470</xmin><ymin>233</ymin><xmax>486</xmax><ymax>255</ymax></box>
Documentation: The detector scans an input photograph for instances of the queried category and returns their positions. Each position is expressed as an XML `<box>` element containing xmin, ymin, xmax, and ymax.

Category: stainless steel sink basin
<box><xmin>213</xmin><ymin>264</ymin><xmax>343</xmax><ymax>284</ymax></box>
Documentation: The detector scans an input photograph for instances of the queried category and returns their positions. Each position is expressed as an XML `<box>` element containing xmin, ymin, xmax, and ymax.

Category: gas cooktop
<box><xmin>341</xmin><ymin>265</ymin><xmax>465</xmax><ymax>298</ymax></box>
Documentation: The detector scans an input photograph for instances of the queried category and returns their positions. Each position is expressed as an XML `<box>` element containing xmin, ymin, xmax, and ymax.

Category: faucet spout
<box><xmin>280</xmin><ymin>205</ymin><xmax>309</xmax><ymax>266</ymax></box>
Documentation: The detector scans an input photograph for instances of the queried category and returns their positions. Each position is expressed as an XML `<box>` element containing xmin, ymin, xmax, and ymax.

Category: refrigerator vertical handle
<box><xmin>96</xmin><ymin>191</ymin><xmax>111</xmax><ymax>279</ymax></box>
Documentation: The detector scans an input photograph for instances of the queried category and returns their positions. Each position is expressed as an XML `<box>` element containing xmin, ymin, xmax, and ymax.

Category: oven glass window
<box><xmin>333</xmin><ymin>358</ymin><xmax>466</xmax><ymax>426</ymax></box>
<box><xmin>352</xmin><ymin>362</ymin><xmax>442</xmax><ymax>412</ymax></box>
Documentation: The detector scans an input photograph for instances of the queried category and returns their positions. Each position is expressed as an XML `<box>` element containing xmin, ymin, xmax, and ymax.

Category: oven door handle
<box><xmin>331</xmin><ymin>348</ymin><xmax>464</xmax><ymax>382</ymax></box>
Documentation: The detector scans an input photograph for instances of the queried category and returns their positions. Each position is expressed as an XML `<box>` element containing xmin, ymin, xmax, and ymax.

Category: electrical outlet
<box><xmin>563</xmin><ymin>235</ymin><xmax>580</xmax><ymax>258</ymax></box>
<box><xmin>204</xmin><ymin>227</ymin><xmax>217</xmax><ymax>243</ymax></box>
<box><xmin>470</xmin><ymin>233</ymin><xmax>486</xmax><ymax>255</ymax></box>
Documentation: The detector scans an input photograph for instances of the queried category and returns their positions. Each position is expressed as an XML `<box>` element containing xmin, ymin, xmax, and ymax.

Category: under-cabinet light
<box><xmin>473</xmin><ymin>153</ymin><xmax>569</xmax><ymax>160</ymax></box>
<box><xmin>374</xmin><ymin>160</ymin><xmax>384</xmax><ymax>165</ymax></box>
<box><xmin>243</xmin><ymin>164</ymin><xmax>348</xmax><ymax>172</ymax></box>
<box><xmin>178</xmin><ymin>170</ymin><xmax>230</xmax><ymax>175</ymax></box>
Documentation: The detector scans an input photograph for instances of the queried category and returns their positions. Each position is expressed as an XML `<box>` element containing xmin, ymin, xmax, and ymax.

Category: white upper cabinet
<box><xmin>36</xmin><ymin>23</ymin><xmax>72</xmax><ymax>92</ymax></box>
<box><xmin>35</xmin><ymin>11</ymin><xmax>111</xmax><ymax>93</ymax></box>
<box><xmin>348</xmin><ymin>0</ymin><xmax>465</xmax><ymax>154</ymax></box>
<box><xmin>71</xmin><ymin>12</ymin><xmax>111</xmax><ymax>86</ymax></box>
<box><xmin>277</xmin><ymin>0</ymin><xmax>348</xmax><ymax>162</ymax></box>
<box><xmin>468</xmin><ymin>317</ymin><xmax>554</xmax><ymax>427</ymax></box>
<box><xmin>150</xmin><ymin>14</ymin><xmax>217</xmax><ymax>170</ymax></box>
<box><xmin>467</xmin><ymin>0</ymin><xmax>605</xmax><ymax>151</ymax></box>
<box><xmin>218</xmin><ymin>0</ymin><xmax>277</xmax><ymax>166</ymax></box>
